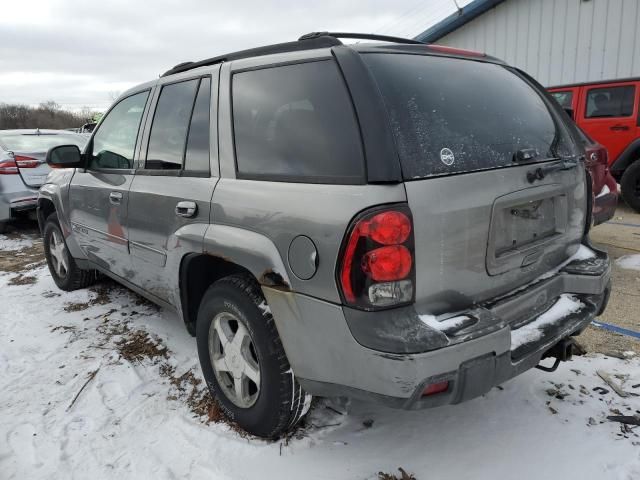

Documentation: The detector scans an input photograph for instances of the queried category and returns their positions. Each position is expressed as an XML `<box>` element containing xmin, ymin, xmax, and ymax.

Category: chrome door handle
<box><xmin>109</xmin><ymin>191</ymin><xmax>123</xmax><ymax>205</ymax></box>
<box><xmin>175</xmin><ymin>201</ymin><xmax>197</xmax><ymax>218</ymax></box>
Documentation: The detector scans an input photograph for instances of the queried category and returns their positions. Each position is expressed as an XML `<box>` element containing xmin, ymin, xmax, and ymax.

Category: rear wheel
<box><xmin>43</xmin><ymin>213</ymin><xmax>97</xmax><ymax>291</ymax></box>
<box><xmin>196</xmin><ymin>275</ymin><xmax>311</xmax><ymax>438</ymax></box>
<box><xmin>620</xmin><ymin>160</ymin><xmax>640</xmax><ymax>213</ymax></box>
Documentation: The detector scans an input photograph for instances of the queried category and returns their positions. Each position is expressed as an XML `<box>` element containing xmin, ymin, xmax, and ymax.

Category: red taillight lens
<box><xmin>14</xmin><ymin>155</ymin><xmax>39</xmax><ymax>168</ymax></box>
<box><xmin>363</xmin><ymin>245</ymin><xmax>412</xmax><ymax>281</ymax></box>
<box><xmin>368</xmin><ymin>211</ymin><xmax>411</xmax><ymax>245</ymax></box>
<box><xmin>0</xmin><ymin>160</ymin><xmax>19</xmax><ymax>174</ymax></box>
<box><xmin>339</xmin><ymin>205</ymin><xmax>415</xmax><ymax>309</ymax></box>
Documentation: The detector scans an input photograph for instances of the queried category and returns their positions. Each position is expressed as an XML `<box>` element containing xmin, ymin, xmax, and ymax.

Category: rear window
<box><xmin>363</xmin><ymin>54</ymin><xmax>562</xmax><ymax>179</ymax></box>
<box><xmin>0</xmin><ymin>133</ymin><xmax>87</xmax><ymax>151</ymax></box>
<box><xmin>232</xmin><ymin>60</ymin><xmax>364</xmax><ymax>183</ymax></box>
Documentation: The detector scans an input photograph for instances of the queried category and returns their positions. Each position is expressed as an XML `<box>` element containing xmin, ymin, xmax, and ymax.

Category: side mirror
<box><xmin>46</xmin><ymin>145</ymin><xmax>83</xmax><ymax>168</ymax></box>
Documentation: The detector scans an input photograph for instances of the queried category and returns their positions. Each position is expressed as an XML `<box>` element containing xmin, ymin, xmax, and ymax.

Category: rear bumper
<box><xmin>264</xmin><ymin>244</ymin><xmax>610</xmax><ymax>408</ymax></box>
<box><xmin>0</xmin><ymin>189</ymin><xmax>39</xmax><ymax>222</ymax></box>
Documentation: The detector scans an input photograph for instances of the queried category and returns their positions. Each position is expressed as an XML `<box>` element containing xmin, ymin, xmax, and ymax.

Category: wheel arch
<box><xmin>610</xmin><ymin>138</ymin><xmax>640</xmax><ymax>177</ymax></box>
<box><xmin>179</xmin><ymin>225</ymin><xmax>291</xmax><ymax>335</ymax></box>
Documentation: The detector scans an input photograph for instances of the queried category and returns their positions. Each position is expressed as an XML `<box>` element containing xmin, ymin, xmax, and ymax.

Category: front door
<box><xmin>68</xmin><ymin>90</ymin><xmax>151</xmax><ymax>278</ymax></box>
<box><xmin>577</xmin><ymin>82</ymin><xmax>638</xmax><ymax>165</ymax></box>
<box><xmin>128</xmin><ymin>75</ymin><xmax>218</xmax><ymax>305</ymax></box>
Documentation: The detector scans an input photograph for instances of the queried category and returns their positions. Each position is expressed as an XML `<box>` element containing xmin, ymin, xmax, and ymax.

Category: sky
<box><xmin>0</xmin><ymin>0</ymin><xmax>472</xmax><ymax>111</ymax></box>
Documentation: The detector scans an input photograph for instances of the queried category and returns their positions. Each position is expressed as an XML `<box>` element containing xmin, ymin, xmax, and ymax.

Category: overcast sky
<box><xmin>0</xmin><ymin>0</ymin><xmax>471</xmax><ymax>111</ymax></box>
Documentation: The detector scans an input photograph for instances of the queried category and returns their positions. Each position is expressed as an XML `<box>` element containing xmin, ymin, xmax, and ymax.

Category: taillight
<box><xmin>338</xmin><ymin>205</ymin><xmax>415</xmax><ymax>310</ymax></box>
<box><xmin>14</xmin><ymin>155</ymin><xmax>39</xmax><ymax>168</ymax></box>
<box><xmin>0</xmin><ymin>160</ymin><xmax>19</xmax><ymax>174</ymax></box>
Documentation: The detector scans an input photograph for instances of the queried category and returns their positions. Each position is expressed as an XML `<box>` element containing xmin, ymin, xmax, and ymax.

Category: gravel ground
<box><xmin>580</xmin><ymin>203</ymin><xmax>640</xmax><ymax>355</ymax></box>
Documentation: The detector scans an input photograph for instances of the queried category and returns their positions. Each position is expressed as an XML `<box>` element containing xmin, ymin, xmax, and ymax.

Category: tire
<box><xmin>620</xmin><ymin>160</ymin><xmax>640</xmax><ymax>213</ymax></box>
<box><xmin>43</xmin><ymin>213</ymin><xmax>97</xmax><ymax>291</ymax></box>
<box><xmin>0</xmin><ymin>221</ymin><xmax>7</xmax><ymax>234</ymax></box>
<box><xmin>196</xmin><ymin>274</ymin><xmax>311</xmax><ymax>439</ymax></box>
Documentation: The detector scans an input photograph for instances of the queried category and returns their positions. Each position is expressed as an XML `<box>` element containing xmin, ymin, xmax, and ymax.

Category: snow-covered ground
<box><xmin>1</xmin><ymin>232</ymin><xmax>639</xmax><ymax>480</ymax></box>
<box><xmin>617</xmin><ymin>254</ymin><xmax>640</xmax><ymax>271</ymax></box>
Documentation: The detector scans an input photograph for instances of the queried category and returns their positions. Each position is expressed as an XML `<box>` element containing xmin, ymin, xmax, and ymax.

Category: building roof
<box><xmin>414</xmin><ymin>0</ymin><xmax>507</xmax><ymax>43</ymax></box>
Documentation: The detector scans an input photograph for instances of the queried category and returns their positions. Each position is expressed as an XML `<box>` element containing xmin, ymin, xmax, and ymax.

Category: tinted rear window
<box><xmin>363</xmin><ymin>54</ymin><xmax>560</xmax><ymax>179</ymax></box>
<box><xmin>232</xmin><ymin>60</ymin><xmax>364</xmax><ymax>183</ymax></box>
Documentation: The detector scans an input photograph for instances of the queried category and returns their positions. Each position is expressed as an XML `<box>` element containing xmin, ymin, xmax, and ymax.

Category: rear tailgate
<box><xmin>14</xmin><ymin>151</ymin><xmax>50</xmax><ymax>187</ymax></box>
<box><xmin>363</xmin><ymin>52</ymin><xmax>586</xmax><ymax>313</ymax></box>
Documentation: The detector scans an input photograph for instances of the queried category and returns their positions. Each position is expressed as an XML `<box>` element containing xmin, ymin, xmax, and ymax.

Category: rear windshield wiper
<box><xmin>526</xmin><ymin>158</ymin><xmax>579</xmax><ymax>183</ymax></box>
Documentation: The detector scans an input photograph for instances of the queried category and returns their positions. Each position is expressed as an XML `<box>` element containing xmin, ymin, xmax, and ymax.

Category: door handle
<box><xmin>610</xmin><ymin>124</ymin><xmax>630</xmax><ymax>131</ymax></box>
<box><xmin>175</xmin><ymin>201</ymin><xmax>197</xmax><ymax>218</ymax></box>
<box><xmin>109</xmin><ymin>191</ymin><xmax>123</xmax><ymax>205</ymax></box>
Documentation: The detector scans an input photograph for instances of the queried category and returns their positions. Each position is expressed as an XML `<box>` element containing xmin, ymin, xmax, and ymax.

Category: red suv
<box><xmin>549</xmin><ymin>78</ymin><xmax>640</xmax><ymax>212</ymax></box>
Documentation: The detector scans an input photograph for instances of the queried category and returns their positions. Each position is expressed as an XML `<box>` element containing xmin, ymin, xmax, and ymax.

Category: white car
<box><xmin>0</xmin><ymin>129</ymin><xmax>87</xmax><ymax>232</ymax></box>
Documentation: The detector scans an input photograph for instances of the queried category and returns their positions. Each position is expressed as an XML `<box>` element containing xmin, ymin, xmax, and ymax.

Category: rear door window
<box><xmin>232</xmin><ymin>60</ymin><xmax>364</xmax><ymax>183</ymax></box>
<box><xmin>184</xmin><ymin>77</ymin><xmax>211</xmax><ymax>173</ymax></box>
<box><xmin>146</xmin><ymin>79</ymin><xmax>199</xmax><ymax>170</ymax></box>
<box><xmin>363</xmin><ymin>54</ymin><xmax>563</xmax><ymax>179</ymax></box>
<box><xmin>585</xmin><ymin>85</ymin><xmax>635</xmax><ymax>118</ymax></box>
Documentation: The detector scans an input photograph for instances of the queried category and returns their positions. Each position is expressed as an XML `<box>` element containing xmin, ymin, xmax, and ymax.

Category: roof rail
<box><xmin>298</xmin><ymin>32</ymin><xmax>425</xmax><ymax>45</ymax></box>
<box><xmin>161</xmin><ymin>35</ymin><xmax>342</xmax><ymax>77</ymax></box>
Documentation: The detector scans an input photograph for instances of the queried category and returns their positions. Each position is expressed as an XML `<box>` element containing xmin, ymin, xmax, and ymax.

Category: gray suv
<box><xmin>39</xmin><ymin>33</ymin><xmax>611</xmax><ymax>438</ymax></box>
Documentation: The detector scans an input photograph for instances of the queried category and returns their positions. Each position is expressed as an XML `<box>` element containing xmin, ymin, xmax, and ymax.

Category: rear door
<box><xmin>577</xmin><ymin>81</ymin><xmax>638</xmax><ymax>164</ymax></box>
<box><xmin>127</xmin><ymin>73</ymin><xmax>218</xmax><ymax>304</ymax></box>
<box><xmin>363</xmin><ymin>53</ymin><xmax>586</xmax><ymax>314</ymax></box>
<box><xmin>68</xmin><ymin>90</ymin><xmax>152</xmax><ymax>277</ymax></box>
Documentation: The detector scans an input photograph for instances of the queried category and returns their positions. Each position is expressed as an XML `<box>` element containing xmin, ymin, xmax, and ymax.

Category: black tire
<box><xmin>620</xmin><ymin>160</ymin><xmax>640</xmax><ymax>213</ymax></box>
<box><xmin>0</xmin><ymin>221</ymin><xmax>7</xmax><ymax>234</ymax></box>
<box><xmin>196</xmin><ymin>274</ymin><xmax>310</xmax><ymax>439</ymax></box>
<box><xmin>43</xmin><ymin>213</ymin><xmax>97</xmax><ymax>291</ymax></box>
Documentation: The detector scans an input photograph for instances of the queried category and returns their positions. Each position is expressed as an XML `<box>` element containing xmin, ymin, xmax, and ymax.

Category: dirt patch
<box><xmin>64</xmin><ymin>284</ymin><xmax>115</xmax><ymax>312</ymax></box>
<box><xmin>115</xmin><ymin>329</ymin><xmax>168</xmax><ymax>363</ymax></box>
<box><xmin>0</xmin><ymin>242</ymin><xmax>45</xmax><ymax>274</ymax></box>
<box><xmin>8</xmin><ymin>274</ymin><xmax>37</xmax><ymax>286</ymax></box>
<box><xmin>378</xmin><ymin>468</ymin><xmax>416</xmax><ymax>480</ymax></box>
<box><xmin>159</xmin><ymin>363</ymin><xmax>229</xmax><ymax>425</ymax></box>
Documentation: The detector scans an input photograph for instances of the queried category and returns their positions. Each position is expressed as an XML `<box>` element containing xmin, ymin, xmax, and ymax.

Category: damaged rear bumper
<box><xmin>263</xmin><ymin>244</ymin><xmax>610</xmax><ymax>409</ymax></box>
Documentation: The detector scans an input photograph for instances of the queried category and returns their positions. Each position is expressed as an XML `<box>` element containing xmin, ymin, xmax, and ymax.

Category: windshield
<box><xmin>363</xmin><ymin>54</ymin><xmax>565</xmax><ymax>179</ymax></box>
<box><xmin>0</xmin><ymin>132</ymin><xmax>87</xmax><ymax>152</ymax></box>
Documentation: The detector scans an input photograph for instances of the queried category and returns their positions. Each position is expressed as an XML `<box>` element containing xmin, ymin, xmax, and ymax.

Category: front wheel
<box><xmin>196</xmin><ymin>275</ymin><xmax>311</xmax><ymax>438</ymax></box>
<box><xmin>43</xmin><ymin>213</ymin><xmax>97</xmax><ymax>291</ymax></box>
<box><xmin>620</xmin><ymin>160</ymin><xmax>640</xmax><ymax>213</ymax></box>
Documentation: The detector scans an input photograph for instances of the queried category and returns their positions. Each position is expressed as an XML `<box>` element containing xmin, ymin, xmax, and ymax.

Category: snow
<box><xmin>1</xmin><ymin>241</ymin><xmax>639</xmax><ymax>479</ymax></box>
<box><xmin>0</xmin><ymin>233</ymin><xmax>35</xmax><ymax>251</ymax></box>
<box><xmin>596</xmin><ymin>184</ymin><xmax>611</xmax><ymax>198</ymax></box>
<box><xmin>510</xmin><ymin>294</ymin><xmax>584</xmax><ymax>349</ymax></box>
<box><xmin>419</xmin><ymin>314</ymin><xmax>470</xmax><ymax>332</ymax></box>
<box><xmin>616</xmin><ymin>254</ymin><xmax>640</xmax><ymax>271</ymax></box>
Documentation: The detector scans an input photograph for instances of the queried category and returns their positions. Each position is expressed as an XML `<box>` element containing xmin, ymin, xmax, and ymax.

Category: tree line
<box><xmin>0</xmin><ymin>101</ymin><xmax>102</xmax><ymax>130</ymax></box>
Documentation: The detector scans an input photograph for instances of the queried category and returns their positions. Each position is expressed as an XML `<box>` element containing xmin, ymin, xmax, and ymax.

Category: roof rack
<box><xmin>298</xmin><ymin>32</ymin><xmax>424</xmax><ymax>45</ymax></box>
<box><xmin>162</xmin><ymin>32</ymin><xmax>425</xmax><ymax>77</ymax></box>
<box><xmin>162</xmin><ymin>35</ymin><xmax>342</xmax><ymax>77</ymax></box>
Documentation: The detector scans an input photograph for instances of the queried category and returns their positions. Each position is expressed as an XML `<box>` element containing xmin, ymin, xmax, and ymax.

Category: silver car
<box><xmin>39</xmin><ymin>32</ymin><xmax>611</xmax><ymax>439</ymax></box>
<box><xmin>0</xmin><ymin>129</ymin><xmax>87</xmax><ymax>232</ymax></box>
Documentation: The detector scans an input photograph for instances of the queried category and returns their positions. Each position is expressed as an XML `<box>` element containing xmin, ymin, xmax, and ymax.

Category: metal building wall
<box><xmin>437</xmin><ymin>0</ymin><xmax>640</xmax><ymax>86</ymax></box>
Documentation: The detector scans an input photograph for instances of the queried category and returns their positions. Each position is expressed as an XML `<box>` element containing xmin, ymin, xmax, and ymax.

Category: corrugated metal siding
<box><xmin>438</xmin><ymin>0</ymin><xmax>640</xmax><ymax>86</ymax></box>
